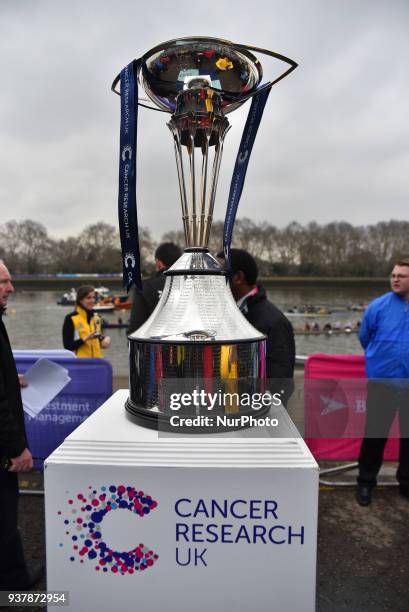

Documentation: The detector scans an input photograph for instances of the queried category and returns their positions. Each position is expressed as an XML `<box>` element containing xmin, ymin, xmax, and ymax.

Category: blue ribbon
<box><xmin>118</xmin><ymin>60</ymin><xmax>142</xmax><ymax>290</ymax></box>
<box><xmin>223</xmin><ymin>86</ymin><xmax>272</xmax><ymax>267</ymax></box>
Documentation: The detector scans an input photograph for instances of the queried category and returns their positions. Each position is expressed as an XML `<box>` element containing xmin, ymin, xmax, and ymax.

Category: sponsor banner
<box><xmin>304</xmin><ymin>354</ymin><xmax>400</xmax><ymax>460</ymax></box>
<box><xmin>117</xmin><ymin>61</ymin><xmax>142</xmax><ymax>290</ymax></box>
<box><xmin>15</xmin><ymin>355</ymin><xmax>112</xmax><ymax>467</ymax></box>
<box><xmin>46</xmin><ymin>466</ymin><xmax>317</xmax><ymax>611</ymax></box>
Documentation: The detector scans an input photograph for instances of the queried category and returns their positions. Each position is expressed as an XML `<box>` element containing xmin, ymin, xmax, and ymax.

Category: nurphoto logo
<box><xmin>167</xmin><ymin>389</ymin><xmax>282</xmax><ymax>430</ymax></box>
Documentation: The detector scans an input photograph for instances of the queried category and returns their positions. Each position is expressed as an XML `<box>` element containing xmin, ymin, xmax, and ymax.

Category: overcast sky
<box><xmin>0</xmin><ymin>0</ymin><xmax>408</xmax><ymax>240</ymax></box>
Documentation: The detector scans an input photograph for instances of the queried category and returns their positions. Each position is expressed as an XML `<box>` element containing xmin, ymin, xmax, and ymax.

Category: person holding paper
<box><xmin>0</xmin><ymin>260</ymin><xmax>42</xmax><ymax>589</ymax></box>
<box><xmin>62</xmin><ymin>285</ymin><xmax>111</xmax><ymax>357</ymax></box>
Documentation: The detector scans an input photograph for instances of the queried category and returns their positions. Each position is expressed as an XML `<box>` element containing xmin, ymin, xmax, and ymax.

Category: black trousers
<box><xmin>0</xmin><ymin>471</ymin><xmax>29</xmax><ymax>589</ymax></box>
<box><xmin>358</xmin><ymin>381</ymin><xmax>409</xmax><ymax>488</ymax></box>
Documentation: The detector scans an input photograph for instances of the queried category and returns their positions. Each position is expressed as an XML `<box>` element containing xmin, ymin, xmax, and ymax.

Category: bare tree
<box><xmin>0</xmin><ymin>219</ymin><xmax>52</xmax><ymax>273</ymax></box>
<box><xmin>2</xmin><ymin>217</ymin><xmax>408</xmax><ymax>277</ymax></box>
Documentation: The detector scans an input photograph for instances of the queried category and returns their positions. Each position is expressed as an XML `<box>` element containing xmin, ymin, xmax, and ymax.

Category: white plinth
<box><xmin>45</xmin><ymin>390</ymin><xmax>318</xmax><ymax>612</ymax></box>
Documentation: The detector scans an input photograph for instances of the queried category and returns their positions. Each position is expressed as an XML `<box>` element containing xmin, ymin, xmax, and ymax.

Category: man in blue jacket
<box><xmin>356</xmin><ymin>258</ymin><xmax>409</xmax><ymax>505</ymax></box>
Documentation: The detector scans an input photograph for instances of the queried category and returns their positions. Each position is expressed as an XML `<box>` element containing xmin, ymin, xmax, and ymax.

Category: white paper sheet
<box><xmin>21</xmin><ymin>359</ymin><xmax>71</xmax><ymax>417</ymax></box>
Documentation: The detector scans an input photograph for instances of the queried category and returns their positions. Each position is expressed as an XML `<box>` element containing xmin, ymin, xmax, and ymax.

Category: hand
<box><xmin>101</xmin><ymin>335</ymin><xmax>111</xmax><ymax>349</ymax></box>
<box><xmin>18</xmin><ymin>374</ymin><xmax>28</xmax><ymax>388</ymax></box>
<box><xmin>9</xmin><ymin>448</ymin><xmax>33</xmax><ymax>472</ymax></box>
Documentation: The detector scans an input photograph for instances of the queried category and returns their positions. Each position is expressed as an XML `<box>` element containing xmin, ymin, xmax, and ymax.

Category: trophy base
<box><xmin>124</xmin><ymin>396</ymin><xmax>272</xmax><ymax>434</ymax></box>
<box><xmin>127</xmin><ymin>250</ymin><xmax>268</xmax><ymax>431</ymax></box>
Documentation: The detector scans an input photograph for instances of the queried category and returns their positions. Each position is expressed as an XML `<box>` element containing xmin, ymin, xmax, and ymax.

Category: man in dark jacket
<box><xmin>128</xmin><ymin>242</ymin><xmax>181</xmax><ymax>334</ymax></box>
<box><xmin>0</xmin><ymin>260</ymin><xmax>38</xmax><ymax>589</ymax></box>
<box><xmin>218</xmin><ymin>249</ymin><xmax>295</xmax><ymax>406</ymax></box>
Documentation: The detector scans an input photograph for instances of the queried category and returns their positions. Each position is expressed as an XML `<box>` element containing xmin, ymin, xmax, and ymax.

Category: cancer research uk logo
<box><xmin>124</xmin><ymin>252</ymin><xmax>136</xmax><ymax>269</ymax></box>
<box><xmin>58</xmin><ymin>485</ymin><xmax>159</xmax><ymax>575</ymax></box>
<box><xmin>121</xmin><ymin>144</ymin><xmax>132</xmax><ymax>161</ymax></box>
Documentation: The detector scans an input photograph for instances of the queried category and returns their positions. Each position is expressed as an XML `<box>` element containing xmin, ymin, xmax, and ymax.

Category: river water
<box><xmin>4</xmin><ymin>286</ymin><xmax>382</xmax><ymax>376</ymax></box>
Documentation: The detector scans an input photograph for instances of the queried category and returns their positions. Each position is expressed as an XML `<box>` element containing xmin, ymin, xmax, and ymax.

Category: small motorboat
<box><xmin>93</xmin><ymin>303</ymin><xmax>115</xmax><ymax>313</ymax></box>
<box><xmin>113</xmin><ymin>295</ymin><xmax>132</xmax><ymax>310</ymax></box>
<box><xmin>285</xmin><ymin>304</ymin><xmax>332</xmax><ymax>317</ymax></box>
<box><xmin>347</xmin><ymin>302</ymin><xmax>367</xmax><ymax>312</ymax></box>
<box><xmin>94</xmin><ymin>286</ymin><xmax>111</xmax><ymax>299</ymax></box>
<box><xmin>57</xmin><ymin>288</ymin><xmax>77</xmax><ymax>305</ymax></box>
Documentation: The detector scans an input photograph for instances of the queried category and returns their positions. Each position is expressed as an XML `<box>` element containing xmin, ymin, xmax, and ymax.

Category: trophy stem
<box><xmin>205</xmin><ymin>135</ymin><xmax>226</xmax><ymax>245</ymax></box>
<box><xmin>173</xmin><ymin>135</ymin><xmax>191</xmax><ymax>245</ymax></box>
<box><xmin>168</xmin><ymin>87</ymin><xmax>230</xmax><ymax>248</ymax></box>
<box><xmin>188</xmin><ymin>135</ymin><xmax>197</xmax><ymax>245</ymax></box>
<box><xmin>199</xmin><ymin>134</ymin><xmax>210</xmax><ymax>244</ymax></box>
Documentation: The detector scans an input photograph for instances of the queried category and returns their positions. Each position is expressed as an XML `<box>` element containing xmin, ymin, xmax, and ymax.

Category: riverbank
<box><xmin>12</xmin><ymin>275</ymin><xmax>390</xmax><ymax>290</ymax></box>
<box><xmin>261</xmin><ymin>276</ymin><xmax>389</xmax><ymax>287</ymax></box>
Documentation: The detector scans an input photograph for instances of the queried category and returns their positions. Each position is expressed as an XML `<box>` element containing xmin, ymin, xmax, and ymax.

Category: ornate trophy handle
<box><xmin>226</xmin><ymin>41</ymin><xmax>297</xmax><ymax>100</ymax></box>
<box><xmin>111</xmin><ymin>68</ymin><xmax>167</xmax><ymax>113</ymax></box>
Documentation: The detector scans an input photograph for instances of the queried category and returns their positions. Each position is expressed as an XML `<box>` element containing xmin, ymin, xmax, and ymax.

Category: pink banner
<box><xmin>304</xmin><ymin>354</ymin><xmax>399</xmax><ymax>460</ymax></box>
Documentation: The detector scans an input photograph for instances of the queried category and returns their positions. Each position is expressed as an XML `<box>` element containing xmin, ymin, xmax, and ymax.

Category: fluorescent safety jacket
<box><xmin>359</xmin><ymin>291</ymin><xmax>409</xmax><ymax>381</ymax></box>
<box><xmin>63</xmin><ymin>305</ymin><xmax>103</xmax><ymax>358</ymax></box>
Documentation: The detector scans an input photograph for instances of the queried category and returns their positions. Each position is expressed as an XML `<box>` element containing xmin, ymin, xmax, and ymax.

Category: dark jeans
<box><xmin>0</xmin><ymin>471</ymin><xmax>29</xmax><ymax>589</ymax></box>
<box><xmin>358</xmin><ymin>381</ymin><xmax>409</xmax><ymax>488</ymax></box>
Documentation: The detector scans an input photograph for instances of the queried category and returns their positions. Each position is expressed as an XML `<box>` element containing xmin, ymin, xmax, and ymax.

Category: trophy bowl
<box><xmin>140</xmin><ymin>36</ymin><xmax>263</xmax><ymax>114</ymax></box>
<box><xmin>127</xmin><ymin>248</ymin><xmax>268</xmax><ymax>431</ymax></box>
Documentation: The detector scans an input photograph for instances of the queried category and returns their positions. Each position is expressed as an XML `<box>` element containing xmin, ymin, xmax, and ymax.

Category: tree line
<box><xmin>0</xmin><ymin>218</ymin><xmax>407</xmax><ymax>277</ymax></box>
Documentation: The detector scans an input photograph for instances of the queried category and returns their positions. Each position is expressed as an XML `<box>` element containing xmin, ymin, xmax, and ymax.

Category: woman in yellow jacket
<box><xmin>62</xmin><ymin>285</ymin><xmax>111</xmax><ymax>357</ymax></box>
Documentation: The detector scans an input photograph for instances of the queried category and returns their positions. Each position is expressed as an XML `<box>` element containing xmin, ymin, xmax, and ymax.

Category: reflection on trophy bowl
<box><xmin>141</xmin><ymin>36</ymin><xmax>263</xmax><ymax>114</ymax></box>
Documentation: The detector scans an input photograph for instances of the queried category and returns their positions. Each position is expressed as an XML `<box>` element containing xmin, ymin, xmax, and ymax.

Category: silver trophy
<box><xmin>112</xmin><ymin>37</ymin><xmax>297</xmax><ymax>430</ymax></box>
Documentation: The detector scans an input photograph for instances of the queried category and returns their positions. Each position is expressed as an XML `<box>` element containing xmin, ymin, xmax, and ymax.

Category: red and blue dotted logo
<box><xmin>58</xmin><ymin>484</ymin><xmax>159</xmax><ymax>575</ymax></box>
